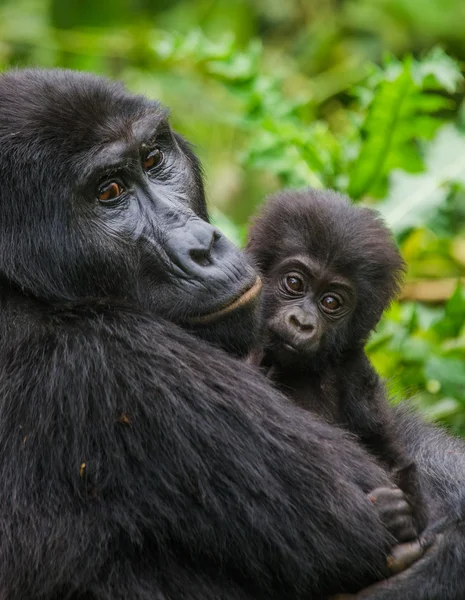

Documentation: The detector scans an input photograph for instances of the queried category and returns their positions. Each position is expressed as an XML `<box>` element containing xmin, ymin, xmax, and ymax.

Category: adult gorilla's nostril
<box><xmin>189</xmin><ymin>249</ymin><xmax>211</xmax><ymax>267</ymax></box>
<box><xmin>189</xmin><ymin>231</ymin><xmax>219</xmax><ymax>267</ymax></box>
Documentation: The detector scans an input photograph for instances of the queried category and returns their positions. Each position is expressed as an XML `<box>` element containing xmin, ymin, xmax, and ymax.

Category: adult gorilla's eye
<box><xmin>320</xmin><ymin>294</ymin><xmax>341</xmax><ymax>311</ymax></box>
<box><xmin>284</xmin><ymin>274</ymin><xmax>305</xmax><ymax>294</ymax></box>
<box><xmin>143</xmin><ymin>147</ymin><xmax>164</xmax><ymax>172</ymax></box>
<box><xmin>97</xmin><ymin>181</ymin><xmax>124</xmax><ymax>204</ymax></box>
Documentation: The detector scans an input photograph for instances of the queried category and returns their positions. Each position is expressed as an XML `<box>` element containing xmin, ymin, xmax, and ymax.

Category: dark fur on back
<box><xmin>0</xmin><ymin>292</ymin><xmax>400</xmax><ymax>600</ymax></box>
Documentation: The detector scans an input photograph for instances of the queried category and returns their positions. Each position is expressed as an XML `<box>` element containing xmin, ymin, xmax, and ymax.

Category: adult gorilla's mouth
<box><xmin>190</xmin><ymin>276</ymin><xmax>262</xmax><ymax>325</ymax></box>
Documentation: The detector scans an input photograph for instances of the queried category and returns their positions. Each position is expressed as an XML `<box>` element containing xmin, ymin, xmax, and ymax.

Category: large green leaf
<box><xmin>379</xmin><ymin>125</ymin><xmax>465</xmax><ymax>234</ymax></box>
<box><xmin>347</xmin><ymin>50</ymin><xmax>462</xmax><ymax>200</ymax></box>
<box><xmin>348</xmin><ymin>63</ymin><xmax>416</xmax><ymax>199</ymax></box>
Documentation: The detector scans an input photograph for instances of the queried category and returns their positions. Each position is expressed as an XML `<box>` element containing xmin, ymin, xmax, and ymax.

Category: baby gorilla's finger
<box><xmin>387</xmin><ymin>517</ymin><xmax>417</xmax><ymax>543</ymax></box>
<box><xmin>368</xmin><ymin>486</ymin><xmax>406</xmax><ymax>505</ymax></box>
<box><xmin>387</xmin><ymin>539</ymin><xmax>425</xmax><ymax>574</ymax></box>
<box><xmin>377</xmin><ymin>499</ymin><xmax>413</xmax><ymax>518</ymax></box>
<box><xmin>368</xmin><ymin>486</ymin><xmax>417</xmax><ymax>543</ymax></box>
<box><xmin>369</xmin><ymin>486</ymin><xmax>404</xmax><ymax>498</ymax></box>
<box><xmin>330</xmin><ymin>534</ymin><xmax>438</xmax><ymax>599</ymax></box>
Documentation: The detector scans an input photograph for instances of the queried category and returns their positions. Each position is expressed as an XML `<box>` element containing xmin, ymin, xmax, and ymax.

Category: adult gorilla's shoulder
<box><xmin>0</xmin><ymin>68</ymin><xmax>450</xmax><ymax>599</ymax></box>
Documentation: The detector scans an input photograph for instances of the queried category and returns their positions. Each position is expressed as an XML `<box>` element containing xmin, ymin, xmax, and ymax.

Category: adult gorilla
<box><xmin>0</xmin><ymin>69</ymin><xmax>461</xmax><ymax>600</ymax></box>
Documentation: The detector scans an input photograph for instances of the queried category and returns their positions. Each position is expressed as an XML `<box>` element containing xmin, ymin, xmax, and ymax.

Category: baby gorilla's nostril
<box><xmin>300</xmin><ymin>321</ymin><xmax>314</xmax><ymax>332</ymax></box>
<box><xmin>289</xmin><ymin>315</ymin><xmax>301</xmax><ymax>330</ymax></box>
<box><xmin>189</xmin><ymin>249</ymin><xmax>211</xmax><ymax>267</ymax></box>
<box><xmin>288</xmin><ymin>314</ymin><xmax>315</xmax><ymax>332</ymax></box>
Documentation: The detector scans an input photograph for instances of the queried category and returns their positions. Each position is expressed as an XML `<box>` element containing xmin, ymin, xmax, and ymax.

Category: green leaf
<box><xmin>421</xmin><ymin>397</ymin><xmax>462</xmax><ymax>421</ymax></box>
<box><xmin>348</xmin><ymin>62</ymin><xmax>415</xmax><ymax>199</ymax></box>
<box><xmin>380</xmin><ymin>170</ymin><xmax>448</xmax><ymax>234</ymax></box>
<box><xmin>210</xmin><ymin>208</ymin><xmax>246</xmax><ymax>248</ymax></box>
<box><xmin>432</xmin><ymin>283</ymin><xmax>465</xmax><ymax>338</ymax></box>
<box><xmin>347</xmin><ymin>51</ymin><xmax>460</xmax><ymax>200</ymax></box>
<box><xmin>379</xmin><ymin>125</ymin><xmax>465</xmax><ymax>234</ymax></box>
<box><xmin>424</xmin><ymin>355</ymin><xmax>465</xmax><ymax>398</ymax></box>
<box><xmin>413</xmin><ymin>47</ymin><xmax>463</xmax><ymax>93</ymax></box>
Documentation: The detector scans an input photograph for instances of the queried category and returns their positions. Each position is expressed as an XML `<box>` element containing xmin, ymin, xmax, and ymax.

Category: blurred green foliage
<box><xmin>1</xmin><ymin>0</ymin><xmax>465</xmax><ymax>432</ymax></box>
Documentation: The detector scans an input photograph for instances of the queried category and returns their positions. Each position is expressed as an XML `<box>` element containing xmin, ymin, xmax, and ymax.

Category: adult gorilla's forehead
<box><xmin>75</xmin><ymin>112</ymin><xmax>173</xmax><ymax>185</ymax></box>
<box><xmin>0</xmin><ymin>68</ymin><xmax>168</xmax><ymax>152</ymax></box>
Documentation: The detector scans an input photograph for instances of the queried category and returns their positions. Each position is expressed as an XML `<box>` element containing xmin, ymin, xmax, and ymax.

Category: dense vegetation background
<box><xmin>1</xmin><ymin>0</ymin><xmax>465</xmax><ymax>432</ymax></box>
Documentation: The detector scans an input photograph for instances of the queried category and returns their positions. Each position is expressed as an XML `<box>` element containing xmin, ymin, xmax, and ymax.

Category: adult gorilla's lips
<box><xmin>190</xmin><ymin>276</ymin><xmax>262</xmax><ymax>324</ymax></box>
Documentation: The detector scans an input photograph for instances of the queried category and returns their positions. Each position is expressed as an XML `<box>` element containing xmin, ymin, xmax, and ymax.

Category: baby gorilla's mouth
<box><xmin>268</xmin><ymin>329</ymin><xmax>321</xmax><ymax>362</ymax></box>
<box><xmin>190</xmin><ymin>276</ymin><xmax>262</xmax><ymax>325</ymax></box>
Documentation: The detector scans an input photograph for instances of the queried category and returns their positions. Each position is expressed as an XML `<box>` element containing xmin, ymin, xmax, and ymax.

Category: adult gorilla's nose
<box><xmin>165</xmin><ymin>218</ymin><xmax>219</xmax><ymax>273</ymax></box>
<box><xmin>167</xmin><ymin>217</ymin><xmax>250</xmax><ymax>281</ymax></box>
<box><xmin>188</xmin><ymin>230</ymin><xmax>220</xmax><ymax>267</ymax></box>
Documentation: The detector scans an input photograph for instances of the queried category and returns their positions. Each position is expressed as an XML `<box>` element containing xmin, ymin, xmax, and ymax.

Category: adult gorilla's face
<box><xmin>0</xmin><ymin>69</ymin><xmax>261</xmax><ymax>354</ymax></box>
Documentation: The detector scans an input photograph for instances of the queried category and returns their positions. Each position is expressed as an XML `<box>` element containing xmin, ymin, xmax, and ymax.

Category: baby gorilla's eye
<box><xmin>284</xmin><ymin>274</ymin><xmax>305</xmax><ymax>294</ymax></box>
<box><xmin>143</xmin><ymin>147</ymin><xmax>164</xmax><ymax>172</ymax></box>
<box><xmin>97</xmin><ymin>181</ymin><xmax>124</xmax><ymax>204</ymax></box>
<box><xmin>320</xmin><ymin>294</ymin><xmax>341</xmax><ymax>311</ymax></box>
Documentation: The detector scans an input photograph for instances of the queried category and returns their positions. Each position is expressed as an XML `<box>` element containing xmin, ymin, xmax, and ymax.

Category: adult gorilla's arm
<box><xmin>0</xmin><ymin>302</ymin><xmax>394</xmax><ymax>599</ymax></box>
<box><xmin>345</xmin><ymin>408</ymin><xmax>465</xmax><ymax>600</ymax></box>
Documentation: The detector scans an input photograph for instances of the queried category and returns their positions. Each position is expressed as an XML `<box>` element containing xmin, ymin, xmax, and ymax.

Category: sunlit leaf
<box><xmin>379</xmin><ymin>125</ymin><xmax>465</xmax><ymax>234</ymax></box>
<box><xmin>413</xmin><ymin>47</ymin><xmax>463</xmax><ymax>93</ymax></box>
<box><xmin>347</xmin><ymin>49</ymin><xmax>461</xmax><ymax>200</ymax></box>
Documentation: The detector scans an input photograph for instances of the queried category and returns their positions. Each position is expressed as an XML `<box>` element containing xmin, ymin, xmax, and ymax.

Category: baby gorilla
<box><xmin>247</xmin><ymin>188</ymin><xmax>428</xmax><ymax>540</ymax></box>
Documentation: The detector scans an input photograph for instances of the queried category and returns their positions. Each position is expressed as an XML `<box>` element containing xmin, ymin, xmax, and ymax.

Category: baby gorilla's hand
<box><xmin>368</xmin><ymin>486</ymin><xmax>417</xmax><ymax>543</ymax></box>
<box><xmin>330</xmin><ymin>536</ymin><xmax>437</xmax><ymax>598</ymax></box>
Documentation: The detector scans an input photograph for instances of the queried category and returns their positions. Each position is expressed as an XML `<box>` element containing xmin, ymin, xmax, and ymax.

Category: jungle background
<box><xmin>1</xmin><ymin>0</ymin><xmax>465</xmax><ymax>433</ymax></box>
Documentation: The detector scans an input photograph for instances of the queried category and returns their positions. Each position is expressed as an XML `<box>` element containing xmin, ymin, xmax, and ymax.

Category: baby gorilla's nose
<box><xmin>287</xmin><ymin>310</ymin><xmax>317</xmax><ymax>339</ymax></box>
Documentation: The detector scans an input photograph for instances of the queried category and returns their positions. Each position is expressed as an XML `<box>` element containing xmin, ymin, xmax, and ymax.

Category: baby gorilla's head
<box><xmin>247</xmin><ymin>189</ymin><xmax>405</xmax><ymax>369</ymax></box>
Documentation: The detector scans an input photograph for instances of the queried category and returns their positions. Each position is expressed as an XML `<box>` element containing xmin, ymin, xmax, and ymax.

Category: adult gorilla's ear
<box><xmin>172</xmin><ymin>132</ymin><xmax>209</xmax><ymax>222</ymax></box>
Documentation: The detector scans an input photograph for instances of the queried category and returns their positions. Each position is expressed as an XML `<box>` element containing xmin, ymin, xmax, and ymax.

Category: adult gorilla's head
<box><xmin>0</xmin><ymin>69</ymin><xmax>261</xmax><ymax>354</ymax></box>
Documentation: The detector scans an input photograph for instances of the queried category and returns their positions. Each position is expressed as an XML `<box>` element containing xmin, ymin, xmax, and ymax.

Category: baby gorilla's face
<box><xmin>261</xmin><ymin>254</ymin><xmax>356</xmax><ymax>368</ymax></box>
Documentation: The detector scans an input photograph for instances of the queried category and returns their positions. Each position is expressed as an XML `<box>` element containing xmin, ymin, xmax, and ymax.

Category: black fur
<box><xmin>352</xmin><ymin>406</ymin><xmax>465</xmax><ymax>599</ymax></box>
<box><xmin>0</xmin><ymin>69</ymin><xmax>400</xmax><ymax>599</ymax></box>
<box><xmin>247</xmin><ymin>189</ymin><xmax>428</xmax><ymax>536</ymax></box>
